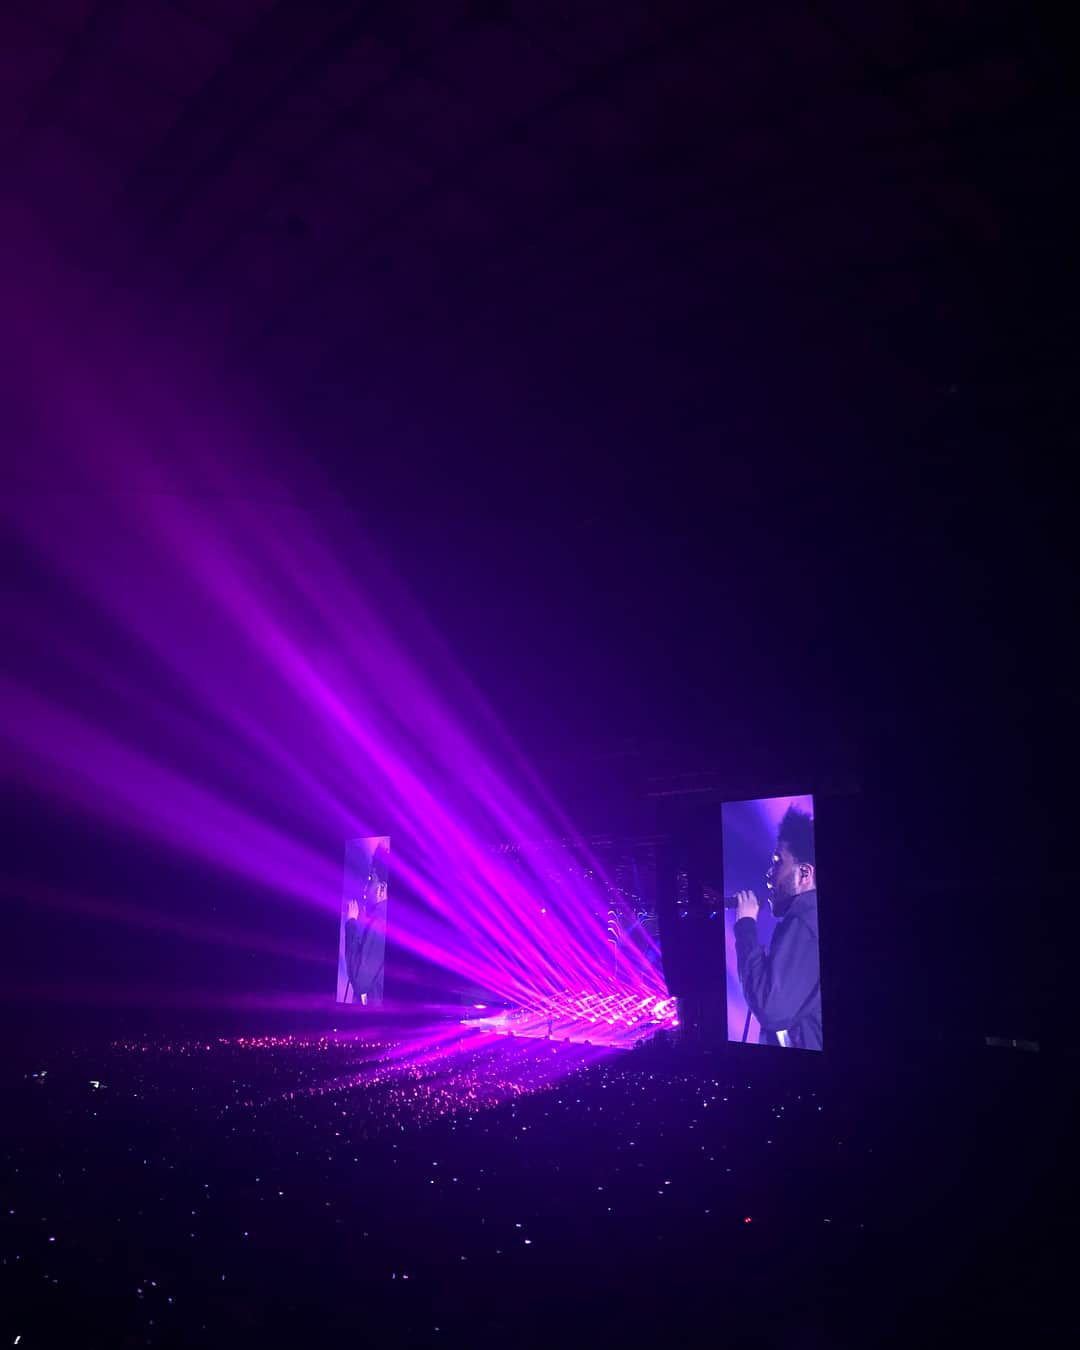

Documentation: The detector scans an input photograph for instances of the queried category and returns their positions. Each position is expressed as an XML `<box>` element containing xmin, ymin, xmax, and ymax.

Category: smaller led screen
<box><xmin>336</xmin><ymin>836</ymin><xmax>390</xmax><ymax>1006</ymax></box>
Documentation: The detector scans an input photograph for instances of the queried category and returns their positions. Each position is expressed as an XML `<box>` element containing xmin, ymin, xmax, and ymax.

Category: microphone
<box><xmin>703</xmin><ymin>885</ymin><xmax>753</xmax><ymax>911</ymax></box>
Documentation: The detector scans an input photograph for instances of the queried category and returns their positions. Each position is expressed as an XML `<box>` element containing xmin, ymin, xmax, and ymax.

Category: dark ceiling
<box><xmin>2</xmin><ymin>0</ymin><xmax>1074</xmax><ymax>827</ymax></box>
<box><xmin>4</xmin><ymin>0</ymin><xmax>1070</xmax><ymax>487</ymax></box>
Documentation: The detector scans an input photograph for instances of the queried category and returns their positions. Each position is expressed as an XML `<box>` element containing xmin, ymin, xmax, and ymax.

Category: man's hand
<box><xmin>734</xmin><ymin>889</ymin><xmax>760</xmax><ymax>922</ymax></box>
<box><xmin>346</xmin><ymin>899</ymin><xmax>360</xmax><ymax>920</ymax></box>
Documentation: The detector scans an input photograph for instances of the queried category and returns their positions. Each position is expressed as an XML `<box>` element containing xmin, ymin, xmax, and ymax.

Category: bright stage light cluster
<box><xmin>462</xmin><ymin>989</ymin><xmax>678</xmax><ymax>1047</ymax></box>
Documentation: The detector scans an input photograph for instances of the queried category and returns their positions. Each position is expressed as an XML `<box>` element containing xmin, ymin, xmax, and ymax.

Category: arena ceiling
<box><xmin>2</xmin><ymin>0</ymin><xmax>1073</xmax><ymax>785</ymax></box>
<box><xmin>3</xmin><ymin>1</ymin><xmax>1069</xmax><ymax>518</ymax></box>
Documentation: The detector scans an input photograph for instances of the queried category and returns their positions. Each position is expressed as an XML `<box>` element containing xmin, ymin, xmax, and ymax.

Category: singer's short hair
<box><xmin>778</xmin><ymin>805</ymin><xmax>815</xmax><ymax>867</ymax></box>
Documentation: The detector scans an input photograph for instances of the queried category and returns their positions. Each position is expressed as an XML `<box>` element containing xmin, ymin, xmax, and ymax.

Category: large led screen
<box><xmin>336</xmin><ymin>836</ymin><xmax>390</xmax><ymax>1006</ymax></box>
<box><xmin>723</xmin><ymin>795</ymin><xmax>821</xmax><ymax>1050</ymax></box>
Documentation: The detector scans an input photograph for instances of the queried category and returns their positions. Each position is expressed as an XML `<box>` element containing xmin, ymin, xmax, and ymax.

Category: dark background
<box><xmin>1</xmin><ymin>0</ymin><xmax>1076</xmax><ymax>1051</ymax></box>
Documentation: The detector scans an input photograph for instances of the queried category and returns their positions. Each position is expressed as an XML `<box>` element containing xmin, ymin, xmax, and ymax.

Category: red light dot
<box><xmin>744</xmin><ymin>1216</ymin><xmax>752</xmax><ymax>1224</ymax></box>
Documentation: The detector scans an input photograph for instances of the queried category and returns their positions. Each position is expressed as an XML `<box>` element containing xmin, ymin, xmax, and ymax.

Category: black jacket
<box><xmin>344</xmin><ymin>917</ymin><xmax>369</xmax><ymax>999</ymax></box>
<box><xmin>734</xmin><ymin>890</ymin><xmax>822</xmax><ymax>1050</ymax></box>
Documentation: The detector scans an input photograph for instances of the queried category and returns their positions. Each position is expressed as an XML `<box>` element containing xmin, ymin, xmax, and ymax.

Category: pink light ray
<box><xmin>2</xmin><ymin>877</ymin><xmax>327</xmax><ymax>966</ymax></box>
<box><xmin>1</xmin><ymin>237</ymin><xmax>667</xmax><ymax>1014</ymax></box>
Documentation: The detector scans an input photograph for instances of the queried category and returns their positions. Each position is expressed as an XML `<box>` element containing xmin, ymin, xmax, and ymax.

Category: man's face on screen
<box><xmin>766</xmin><ymin>842</ymin><xmax>812</xmax><ymax>912</ymax></box>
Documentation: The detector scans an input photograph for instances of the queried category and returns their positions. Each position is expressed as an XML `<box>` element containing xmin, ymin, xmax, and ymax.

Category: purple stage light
<box><xmin>1</xmin><ymin>239</ymin><xmax>668</xmax><ymax>1020</ymax></box>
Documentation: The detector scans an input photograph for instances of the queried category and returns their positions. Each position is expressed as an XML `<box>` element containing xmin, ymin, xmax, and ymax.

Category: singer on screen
<box><xmin>343</xmin><ymin>841</ymin><xmax>389</xmax><ymax>1005</ymax></box>
<box><xmin>733</xmin><ymin>805</ymin><xmax>821</xmax><ymax>1050</ymax></box>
